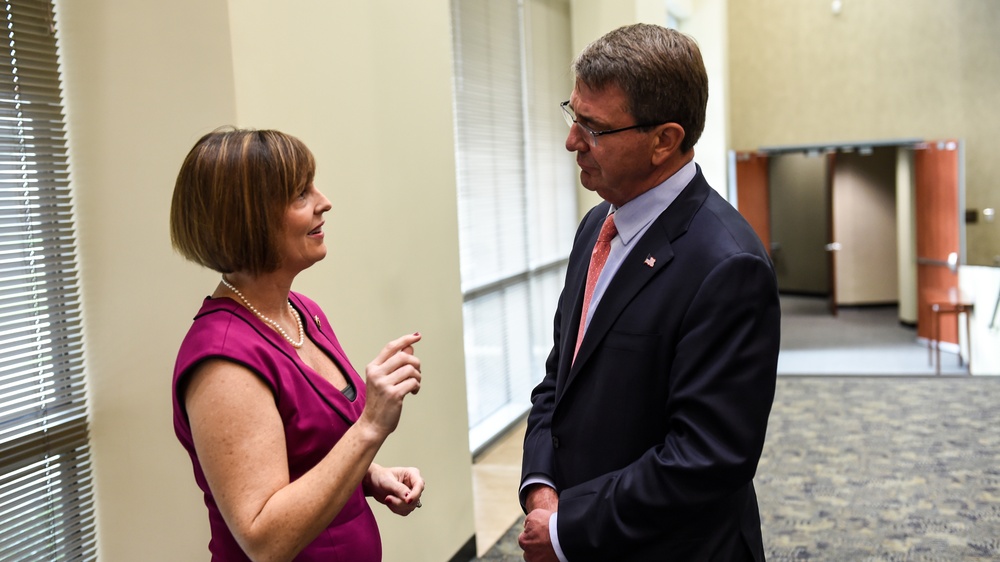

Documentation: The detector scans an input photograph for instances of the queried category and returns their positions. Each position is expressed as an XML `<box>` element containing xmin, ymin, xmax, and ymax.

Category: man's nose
<box><xmin>565</xmin><ymin>123</ymin><xmax>589</xmax><ymax>152</ymax></box>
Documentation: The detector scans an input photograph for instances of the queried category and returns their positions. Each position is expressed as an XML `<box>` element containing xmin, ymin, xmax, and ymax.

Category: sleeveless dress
<box><xmin>172</xmin><ymin>292</ymin><xmax>381</xmax><ymax>561</ymax></box>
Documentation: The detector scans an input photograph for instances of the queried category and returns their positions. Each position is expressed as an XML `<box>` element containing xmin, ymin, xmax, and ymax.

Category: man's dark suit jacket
<box><xmin>521</xmin><ymin>168</ymin><xmax>781</xmax><ymax>561</ymax></box>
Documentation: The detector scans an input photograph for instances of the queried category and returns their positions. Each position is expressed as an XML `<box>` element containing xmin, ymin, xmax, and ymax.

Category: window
<box><xmin>451</xmin><ymin>0</ymin><xmax>577</xmax><ymax>453</ymax></box>
<box><xmin>0</xmin><ymin>1</ymin><xmax>95</xmax><ymax>560</ymax></box>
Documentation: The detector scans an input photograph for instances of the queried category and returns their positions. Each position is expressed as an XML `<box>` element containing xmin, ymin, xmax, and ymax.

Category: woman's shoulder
<box><xmin>187</xmin><ymin>296</ymin><xmax>250</xmax><ymax>335</ymax></box>
<box><xmin>176</xmin><ymin>297</ymin><xmax>275</xmax><ymax>365</ymax></box>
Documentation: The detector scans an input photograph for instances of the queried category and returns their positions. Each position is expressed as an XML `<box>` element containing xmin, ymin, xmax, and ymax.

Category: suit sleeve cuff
<box><xmin>519</xmin><ymin>474</ymin><xmax>557</xmax><ymax>510</ymax></box>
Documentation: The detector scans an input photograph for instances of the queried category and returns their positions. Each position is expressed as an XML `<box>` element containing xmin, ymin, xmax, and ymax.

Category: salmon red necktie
<box><xmin>574</xmin><ymin>213</ymin><xmax>617</xmax><ymax>361</ymax></box>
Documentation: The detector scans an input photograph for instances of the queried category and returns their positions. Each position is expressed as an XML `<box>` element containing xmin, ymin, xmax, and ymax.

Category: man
<box><xmin>518</xmin><ymin>24</ymin><xmax>780</xmax><ymax>562</ymax></box>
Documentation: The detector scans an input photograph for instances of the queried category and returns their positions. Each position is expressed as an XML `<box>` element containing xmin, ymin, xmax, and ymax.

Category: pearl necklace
<box><xmin>220</xmin><ymin>276</ymin><xmax>305</xmax><ymax>348</ymax></box>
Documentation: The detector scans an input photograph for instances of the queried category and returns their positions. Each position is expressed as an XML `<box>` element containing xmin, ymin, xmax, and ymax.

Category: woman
<box><xmin>170</xmin><ymin>128</ymin><xmax>424</xmax><ymax>562</ymax></box>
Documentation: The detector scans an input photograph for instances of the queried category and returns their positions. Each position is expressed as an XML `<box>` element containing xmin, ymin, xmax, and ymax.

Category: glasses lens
<box><xmin>560</xmin><ymin>102</ymin><xmax>598</xmax><ymax>147</ymax></box>
<box><xmin>560</xmin><ymin>103</ymin><xmax>575</xmax><ymax>128</ymax></box>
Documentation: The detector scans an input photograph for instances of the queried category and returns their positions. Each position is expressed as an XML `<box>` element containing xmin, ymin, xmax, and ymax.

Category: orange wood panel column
<box><xmin>734</xmin><ymin>152</ymin><xmax>771</xmax><ymax>256</ymax></box>
<box><xmin>914</xmin><ymin>140</ymin><xmax>961</xmax><ymax>343</ymax></box>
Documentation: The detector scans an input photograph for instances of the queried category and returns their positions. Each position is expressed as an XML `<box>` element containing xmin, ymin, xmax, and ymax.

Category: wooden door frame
<box><xmin>825</xmin><ymin>151</ymin><xmax>838</xmax><ymax>316</ymax></box>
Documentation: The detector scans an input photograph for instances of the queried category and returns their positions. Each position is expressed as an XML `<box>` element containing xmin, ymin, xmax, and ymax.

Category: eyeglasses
<box><xmin>560</xmin><ymin>101</ymin><xmax>654</xmax><ymax>147</ymax></box>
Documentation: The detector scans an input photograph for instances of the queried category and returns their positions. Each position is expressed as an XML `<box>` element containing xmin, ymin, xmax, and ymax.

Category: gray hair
<box><xmin>572</xmin><ymin>23</ymin><xmax>708</xmax><ymax>153</ymax></box>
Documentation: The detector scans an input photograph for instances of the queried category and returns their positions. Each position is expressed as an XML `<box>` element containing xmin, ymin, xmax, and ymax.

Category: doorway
<box><xmin>730</xmin><ymin>139</ymin><xmax>963</xmax><ymax>345</ymax></box>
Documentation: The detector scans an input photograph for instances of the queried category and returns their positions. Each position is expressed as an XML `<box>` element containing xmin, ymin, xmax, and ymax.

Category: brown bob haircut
<box><xmin>170</xmin><ymin>128</ymin><xmax>315</xmax><ymax>275</ymax></box>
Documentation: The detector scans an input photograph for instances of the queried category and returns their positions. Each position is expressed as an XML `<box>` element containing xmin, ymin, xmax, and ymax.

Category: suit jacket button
<box><xmin>552</xmin><ymin>436</ymin><xmax>560</xmax><ymax>448</ymax></box>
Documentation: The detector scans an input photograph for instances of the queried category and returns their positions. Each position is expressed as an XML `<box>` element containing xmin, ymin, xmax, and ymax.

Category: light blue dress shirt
<box><xmin>580</xmin><ymin>160</ymin><xmax>696</xmax><ymax>334</ymax></box>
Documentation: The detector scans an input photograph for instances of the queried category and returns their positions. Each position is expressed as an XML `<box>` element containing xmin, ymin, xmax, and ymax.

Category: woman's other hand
<box><xmin>365</xmin><ymin>463</ymin><xmax>424</xmax><ymax>516</ymax></box>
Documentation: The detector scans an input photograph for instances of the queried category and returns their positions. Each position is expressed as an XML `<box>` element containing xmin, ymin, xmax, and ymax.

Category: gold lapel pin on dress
<box><xmin>313</xmin><ymin>315</ymin><xmax>321</xmax><ymax>329</ymax></box>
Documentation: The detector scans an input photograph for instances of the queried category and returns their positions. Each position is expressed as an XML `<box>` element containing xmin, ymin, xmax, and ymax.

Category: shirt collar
<box><xmin>611</xmin><ymin>160</ymin><xmax>696</xmax><ymax>247</ymax></box>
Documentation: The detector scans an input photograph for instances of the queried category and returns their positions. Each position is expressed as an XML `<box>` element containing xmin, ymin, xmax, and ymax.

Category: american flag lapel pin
<box><xmin>644</xmin><ymin>255</ymin><xmax>656</xmax><ymax>268</ymax></box>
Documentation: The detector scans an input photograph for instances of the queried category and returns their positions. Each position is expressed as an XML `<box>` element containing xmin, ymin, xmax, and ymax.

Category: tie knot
<box><xmin>598</xmin><ymin>213</ymin><xmax>617</xmax><ymax>243</ymax></box>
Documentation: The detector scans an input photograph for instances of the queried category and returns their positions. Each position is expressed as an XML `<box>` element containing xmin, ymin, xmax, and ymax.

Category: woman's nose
<box><xmin>316</xmin><ymin>190</ymin><xmax>333</xmax><ymax>213</ymax></box>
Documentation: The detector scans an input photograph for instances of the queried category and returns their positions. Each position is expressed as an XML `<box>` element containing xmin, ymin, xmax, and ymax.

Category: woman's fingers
<box><xmin>360</xmin><ymin>333</ymin><xmax>424</xmax><ymax>435</ymax></box>
<box><xmin>368</xmin><ymin>354</ymin><xmax>421</xmax><ymax>392</ymax></box>
<box><xmin>381</xmin><ymin>467</ymin><xmax>423</xmax><ymax>517</ymax></box>
<box><xmin>366</xmin><ymin>333</ymin><xmax>422</xmax><ymax>394</ymax></box>
<box><xmin>371</xmin><ymin>332</ymin><xmax>421</xmax><ymax>366</ymax></box>
<box><xmin>400</xmin><ymin>468</ymin><xmax>424</xmax><ymax>504</ymax></box>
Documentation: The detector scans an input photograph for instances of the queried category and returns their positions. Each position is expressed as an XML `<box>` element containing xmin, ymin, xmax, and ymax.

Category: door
<box><xmin>764</xmin><ymin>152</ymin><xmax>831</xmax><ymax>298</ymax></box>
<box><xmin>829</xmin><ymin>147</ymin><xmax>901</xmax><ymax>310</ymax></box>
<box><xmin>914</xmin><ymin>140</ymin><xmax>962</xmax><ymax>343</ymax></box>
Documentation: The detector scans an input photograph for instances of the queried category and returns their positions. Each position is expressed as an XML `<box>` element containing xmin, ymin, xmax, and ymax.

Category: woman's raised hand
<box><xmin>360</xmin><ymin>332</ymin><xmax>422</xmax><ymax>437</ymax></box>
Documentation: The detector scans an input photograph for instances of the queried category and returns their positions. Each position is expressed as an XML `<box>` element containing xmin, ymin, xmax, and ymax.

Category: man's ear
<box><xmin>650</xmin><ymin>123</ymin><xmax>686</xmax><ymax>166</ymax></box>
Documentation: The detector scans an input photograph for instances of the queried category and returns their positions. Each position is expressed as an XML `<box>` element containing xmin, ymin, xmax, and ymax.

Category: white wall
<box><xmin>57</xmin><ymin>1</ymin><xmax>474</xmax><ymax>560</ymax></box>
<box><xmin>960</xmin><ymin>266</ymin><xmax>1000</xmax><ymax>375</ymax></box>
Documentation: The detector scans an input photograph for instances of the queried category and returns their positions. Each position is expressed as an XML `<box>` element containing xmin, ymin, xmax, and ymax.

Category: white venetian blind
<box><xmin>451</xmin><ymin>0</ymin><xmax>576</xmax><ymax>453</ymax></box>
<box><xmin>0</xmin><ymin>1</ymin><xmax>96</xmax><ymax>560</ymax></box>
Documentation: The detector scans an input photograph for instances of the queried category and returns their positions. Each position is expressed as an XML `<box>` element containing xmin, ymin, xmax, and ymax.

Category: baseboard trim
<box><xmin>448</xmin><ymin>535</ymin><xmax>477</xmax><ymax>562</ymax></box>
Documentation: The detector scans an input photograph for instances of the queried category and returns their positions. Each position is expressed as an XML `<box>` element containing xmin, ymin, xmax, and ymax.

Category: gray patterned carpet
<box><xmin>476</xmin><ymin>376</ymin><xmax>1000</xmax><ymax>561</ymax></box>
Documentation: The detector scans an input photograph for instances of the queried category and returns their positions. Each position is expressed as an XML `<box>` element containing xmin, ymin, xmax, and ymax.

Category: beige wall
<box><xmin>57</xmin><ymin>1</ymin><xmax>237</xmax><ymax>559</ymax></box>
<box><xmin>728</xmin><ymin>0</ymin><xmax>1000</xmax><ymax>268</ymax></box>
<box><xmin>58</xmin><ymin>1</ymin><xmax>473</xmax><ymax>561</ymax></box>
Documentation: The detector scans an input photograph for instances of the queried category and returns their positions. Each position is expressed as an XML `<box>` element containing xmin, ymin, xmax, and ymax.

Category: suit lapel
<box><xmin>556</xmin><ymin>204</ymin><xmax>609</xmax><ymax>400</ymax></box>
<box><xmin>560</xmin><ymin>171</ymin><xmax>712</xmax><ymax>396</ymax></box>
